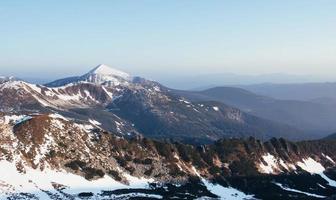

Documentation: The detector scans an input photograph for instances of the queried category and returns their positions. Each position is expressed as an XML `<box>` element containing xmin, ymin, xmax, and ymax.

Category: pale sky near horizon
<box><xmin>0</xmin><ymin>0</ymin><xmax>335</xmax><ymax>81</ymax></box>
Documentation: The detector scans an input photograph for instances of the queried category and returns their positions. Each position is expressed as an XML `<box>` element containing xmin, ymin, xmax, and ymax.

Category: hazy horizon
<box><xmin>3</xmin><ymin>64</ymin><xmax>336</xmax><ymax>90</ymax></box>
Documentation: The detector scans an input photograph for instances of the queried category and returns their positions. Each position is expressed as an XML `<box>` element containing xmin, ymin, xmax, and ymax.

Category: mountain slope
<box><xmin>1</xmin><ymin>113</ymin><xmax>336</xmax><ymax>199</ymax></box>
<box><xmin>173</xmin><ymin>87</ymin><xmax>336</xmax><ymax>138</ymax></box>
<box><xmin>109</xmin><ymin>85</ymin><xmax>303</xmax><ymax>143</ymax></box>
<box><xmin>323</xmin><ymin>132</ymin><xmax>336</xmax><ymax>140</ymax></box>
<box><xmin>0</xmin><ymin>65</ymin><xmax>303</xmax><ymax>142</ymax></box>
<box><xmin>240</xmin><ymin>82</ymin><xmax>336</xmax><ymax>101</ymax></box>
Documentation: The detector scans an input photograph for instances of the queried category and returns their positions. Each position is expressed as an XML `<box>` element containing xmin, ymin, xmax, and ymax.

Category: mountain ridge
<box><xmin>1</xmin><ymin>112</ymin><xmax>336</xmax><ymax>199</ymax></box>
<box><xmin>173</xmin><ymin>86</ymin><xmax>336</xmax><ymax>138</ymax></box>
<box><xmin>0</xmin><ymin>64</ymin><xmax>304</xmax><ymax>142</ymax></box>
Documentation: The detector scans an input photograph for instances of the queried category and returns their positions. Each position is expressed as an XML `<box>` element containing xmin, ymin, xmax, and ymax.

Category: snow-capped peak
<box><xmin>89</xmin><ymin>64</ymin><xmax>130</xmax><ymax>79</ymax></box>
<box><xmin>80</xmin><ymin>64</ymin><xmax>132</xmax><ymax>86</ymax></box>
<box><xmin>0</xmin><ymin>76</ymin><xmax>19</xmax><ymax>83</ymax></box>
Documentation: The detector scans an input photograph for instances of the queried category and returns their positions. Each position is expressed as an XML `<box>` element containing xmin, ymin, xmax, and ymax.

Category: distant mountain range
<box><xmin>159</xmin><ymin>73</ymin><xmax>335</xmax><ymax>90</ymax></box>
<box><xmin>174</xmin><ymin>86</ymin><xmax>336</xmax><ymax>138</ymax></box>
<box><xmin>239</xmin><ymin>82</ymin><xmax>336</xmax><ymax>102</ymax></box>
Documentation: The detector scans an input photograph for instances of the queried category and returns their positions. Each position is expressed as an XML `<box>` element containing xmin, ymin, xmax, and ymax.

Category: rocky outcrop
<box><xmin>1</xmin><ymin>113</ymin><xmax>336</xmax><ymax>199</ymax></box>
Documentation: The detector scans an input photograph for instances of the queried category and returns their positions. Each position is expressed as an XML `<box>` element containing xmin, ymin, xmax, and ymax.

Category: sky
<box><xmin>0</xmin><ymin>0</ymin><xmax>335</xmax><ymax>83</ymax></box>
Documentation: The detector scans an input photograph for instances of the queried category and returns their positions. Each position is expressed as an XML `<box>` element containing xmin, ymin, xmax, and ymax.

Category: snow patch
<box><xmin>33</xmin><ymin>134</ymin><xmax>55</xmax><ymax>165</ymax></box>
<box><xmin>89</xmin><ymin>119</ymin><xmax>101</xmax><ymax>126</ymax></box>
<box><xmin>319</xmin><ymin>173</ymin><xmax>336</xmax><ymax>187</ymax></box>
<box><xmin>212</xmin><ymin>106</ymin><xmax>219</xmax><ymax>111</ymax></box>
<box><xmin>274</xmin><ymin>182</ymin><xmax>325</xmax><ymax>198</ymax></box>
<box><xmin>179</xmin><ymin>99</ymin><xmax>190</xmax><ymax>104</ymax></box>
<box><xmin>191</xmin><ymin>166</ymin><xmax>253</xmax><ymax>199</ymax></box>
<box><xmin>48</xmin><ymin>113</ymin><xmax>69</xmax><ymax>121</ymax></box>
<box><xmin>89</xmin><ymin>64</ymin><xmax>130</xmax><ymax>79</ymax></box>
<box><xmin>297</xmin><ymin>157</ymin><xmax>325</xmax><ymax>174</ymax></box>
<box><xmin>0</xmin><ymin>159</ymin><xmax>154</xmax><ymax>199</ymax></box>
<box><xmin>322</xmin><ymin>154</ymin><xmax>335</xmax><ymax>163</ymax></box>
<box><xmin>74</xmin><ymin>123</ymin><xmax>95</xmax><ymax>133</ymax></box>
<box><xmin>259</xmin><ymin>153</ymin><xmax>279</xmax><ymax>174</ymax></box>
<box><xmin>3</xmin><ymin>115</ymin><xmax>32</xmax><ymax>125</ymax></box>
<box><xmin>102</xmin><ymin>86</ymin><xmax>113</xmax><ymax>98</ymax></box>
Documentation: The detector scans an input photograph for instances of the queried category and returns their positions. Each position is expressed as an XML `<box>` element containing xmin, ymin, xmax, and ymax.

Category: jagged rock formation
<box><xmin>1</xmin><ymin>113</ymin><xmax>336</xmax><ymax>199</ymax></box>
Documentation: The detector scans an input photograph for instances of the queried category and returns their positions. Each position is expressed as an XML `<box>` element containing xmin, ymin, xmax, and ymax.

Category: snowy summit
<box><xmin>89</xmin><ymin>64</ymin><xmax>130</xmax><ymax>79</ymax></box>
<box><xmin>82</xmin><ymin>64</ymin><xmax>132</xmax><ymax>86</ymax></box>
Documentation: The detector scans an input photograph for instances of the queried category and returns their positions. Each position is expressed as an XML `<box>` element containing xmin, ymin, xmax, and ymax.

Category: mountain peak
<box><xmin>0</xmin><ymin>76</ymin><xmax>20</xmax><ymax>83</ymax></box>
<box><xmin>45</xmin><ymin>64</ymin><xmax>132</xmax><ymax>87</ymax></box>
<box><xmin>89</xmin><ymin>64</ymin><xmax>130</xmax><ymax>79</ymax></box>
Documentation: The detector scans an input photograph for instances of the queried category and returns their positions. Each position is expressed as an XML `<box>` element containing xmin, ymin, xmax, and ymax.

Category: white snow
<box><xmin>153</xmin><ymin>86</ymin><xmax>161</xmax><ymax>92</ymax></box>
<box><xmin>297</xmin><ymin>157</ymin><xmax>325</xmax><ymax>174</ymax></box>
<box><xmin>109</xmin><ymin>193</ymin><xmax>162</xmax><ymax>199</ymax></box>
<box><xmin>0</xmin><ymin>159</ymin><xmax>154</xmax><ymax>199</ymax></box>
<box><xmin>274</xmin><ymin>182</ymin><xmax>325</xmax><ymax>198</ymax></box>
<box><xmin>326</xmin><ymin>156</ymin><xmax>335</xmax><ymax>163</ymax></box>
<box><xmin>179</xmin><ymin>99</ymin><xmax>191</xmax><ymax>104</ymax></box>
<box><xmin>191</xmin><ymin>166</ymin><xmax>253</xmax><ymax>199</ymax></box>
<box><xmin>202</xmin><ymin>179</ymin><xmax>254</xmax><ymax>200</ymax></box>
<box><xmin>259</xmin><ymin>153</ymin><xmax>279</xmax><ymax>174</ymax></box>
<box><xmin>56</xmin><ymin>91</ymin><xmax>82</xmax><ymax>101</ymax></box>
<box><xmin>319</xmin><ymin>173</ymin><xmax>336</xmax><ymax>187</ymax></box>
<box><xmin>3</xmin><ymin>115</ymin><xmax>32</xmax><ymax>125</ymax></box>
<box><xmin>115</xmin><ymin>121</ymin><xmax>125</xmax><ymax>133</ymax></box>
<box><xmin>279</xmin><ymin>159</ymin><xmax>289</xmax><ymax>171</ymax></box>
<box><xmin>102</xmin><ymin>86</ymin><xmax>113</xmax><ymax>98</ymax></box>
<box><xmin>33</xmin><ymin>134</ymin><xmax>55</xmax><ymax>165</ymax></box>
<box><xmin>27</xmin><ymin>83</ymin><xmax>42</xmax><ymax>93</ymax></box>
<box><xmin>212</xmin><ymin>106</ymin><xmax>220</xmax><ymax>111</ymax></box>
<box><xmin>0</xmin><ymin>80</ymin><xmax>24</xmax><ymax>90</ymax></box>
<box><xmin>89</xmin><ymin>64</ymin><xmax>130</xmax><ymax>79</ymax></box>
<box><xmin>75</xmin><ymin>123</ymin><xmax>95</xmax><ymax>133</ymax></box>
<box><xmin>89</xmin><ymin>119</ymin><xmax>101</xmax><ymax>126</ymax></box>
<box><xmin>322</xmin><ymin>154</ymin><xmax>335</xmax><ymax>163</ymax></box>
<box><xmin>49</xmin><ymin>113</ymin><xmax>69</xmax><ymax>121</ymax></box>
<box><xmin>31</xmin><ymin>93</ymin><xmax>52</xmax><ymax>107</ymax></box>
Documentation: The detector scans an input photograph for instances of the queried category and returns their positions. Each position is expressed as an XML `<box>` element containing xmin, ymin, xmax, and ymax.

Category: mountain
<box><xmin>1</xmin><ymin>112</ymin><xmax>336</xmax><ymax>199</ymax></box>
<box><xmin>46</xmin><ymin>64</ymin><xmax>131</xmax><ymax>87</ymax></box>
<box><xmin>0</xmin><ymin>64</ymin><xmax>303</xmax><ymax>143</ymax></box>
<box><xmin>173</xmin><ymin>87</ymin><xmax>336</xmax><ymax>138</ymax></box>
<box><xmin>2</xmin><ymin>65</ymin><xmax>336</xmax><ymax>199</ymax></box>
<box><xmin>159</xmin><ymin>73</ymin><xmax>326</xmax><ymax>90</ymax></box>
<box><xmin>0</xmin><ymin>76</ymin><xmax>19</xmax><ymax>83</ymax></box>
<box><xmin>324</xmin><ymin>132</ymin><xmax>336</xmax><ymax>140</ymax></box>
<box><xmin>239</xmin><ymin>82</ymin><xmax>336</xmax><ymax>102</ymax></box>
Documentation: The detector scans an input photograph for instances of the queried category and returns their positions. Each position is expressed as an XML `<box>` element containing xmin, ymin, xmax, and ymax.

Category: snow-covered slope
<box><xmin>0</xmin><ymin>76</ymin><xmax>18</xmax><ymax>83</ymax></box>
<box><xmin>0</xmin><ymin>80</ymin><xmax>114</xmax><ymax>110</ymax></box>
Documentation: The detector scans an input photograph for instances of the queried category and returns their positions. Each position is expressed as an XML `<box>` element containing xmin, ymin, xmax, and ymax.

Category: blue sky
<box><xmin>0</xmin><ymin>0</ymin><xmax>335</xmax><ymax>82</ymax></box>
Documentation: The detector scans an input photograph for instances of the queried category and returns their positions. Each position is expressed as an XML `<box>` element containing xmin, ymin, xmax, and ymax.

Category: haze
<box><xmin>0</xmin><ymin>0</ymin><xmax>335</xmax><ymax>87</ymax></box>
